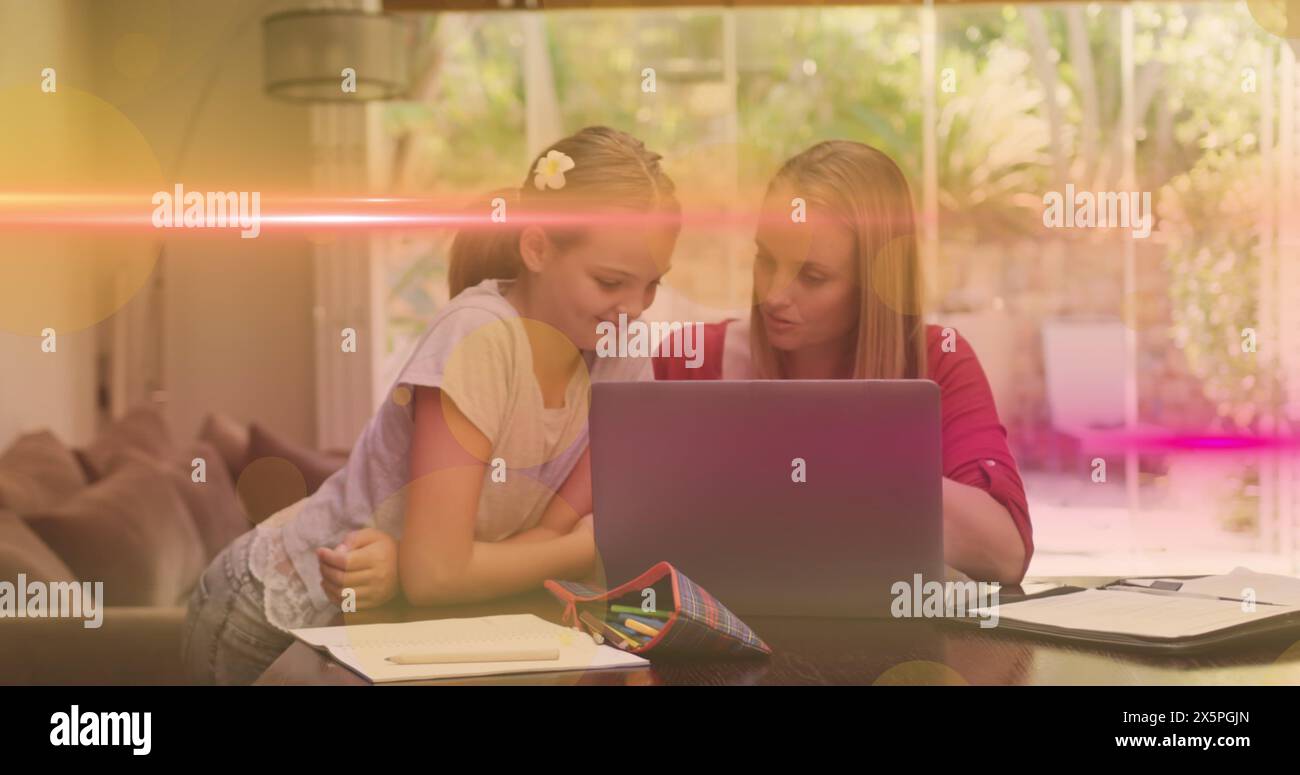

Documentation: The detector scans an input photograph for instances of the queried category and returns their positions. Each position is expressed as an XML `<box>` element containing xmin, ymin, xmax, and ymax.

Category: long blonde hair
<box><xmin>448</xmin><ymin>126</ymin><xmax>679</xmax><ymax>297</ymax></box>
<box><xmin>750</xmin><ymin>140</ymin><xmax>927</xmax><ymax>380</ymax></box>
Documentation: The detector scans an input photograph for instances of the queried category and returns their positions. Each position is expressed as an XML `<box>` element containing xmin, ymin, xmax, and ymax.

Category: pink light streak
<box><xmin>1066</xmin><ymin>429</ymin><xmax>1300</xmax><ymax>456</ymax></box>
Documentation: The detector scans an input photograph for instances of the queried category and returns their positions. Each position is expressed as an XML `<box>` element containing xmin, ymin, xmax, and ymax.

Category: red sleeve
<box><xmin>652</xmin><ymin>320</ymin><xmax>731</xmax><ymax>381</ymax></box>
<box><xmin>927</xmin><ymin>325</ymin><xmax>1034</xmax><ymax>582</ymax></box>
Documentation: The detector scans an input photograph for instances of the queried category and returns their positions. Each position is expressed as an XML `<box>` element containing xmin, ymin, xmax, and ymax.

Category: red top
<box><xmin>653</xmin><ymin>320</ymin><xmax>1034</xmax><ymax>582</ymax></box>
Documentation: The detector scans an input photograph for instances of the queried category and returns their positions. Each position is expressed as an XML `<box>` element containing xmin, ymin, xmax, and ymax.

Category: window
<box><xmin>364</xmin><ymin>3</ymin><xmax>1298</xmax><ymax>574</ymax></box>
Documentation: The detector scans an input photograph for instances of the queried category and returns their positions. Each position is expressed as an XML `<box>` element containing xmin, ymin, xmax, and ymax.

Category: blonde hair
<box><xmin>449</xmin><ymin>126</ymin><xmax>679</xmax><ymax>298</ymax></box>
<box><xmin>750</xmin><ymin>140</ymin><xmax>927</xmax><ymax>380</ymax></box>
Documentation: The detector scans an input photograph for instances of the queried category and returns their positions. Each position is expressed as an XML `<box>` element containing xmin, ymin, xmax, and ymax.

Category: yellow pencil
<box><xmin>580</xmin><ymin>611</ymin><xmax>639</xmax><ymax>649</ymax></box>
<box><xmin>623</xmin><ymin>618</ymin><xmax>660</xmax><ymax>638</ymax></box>
<box><xmin>385</xmin><ymin>647</ymin><xmax>559</xmax><ymax>665</ymax></box>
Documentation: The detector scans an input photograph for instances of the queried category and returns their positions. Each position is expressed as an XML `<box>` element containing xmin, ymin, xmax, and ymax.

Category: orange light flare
<box><xmin>0</xmin><ymin>191</ymin><xmax>944</xmax><ymax>235</ymax></box>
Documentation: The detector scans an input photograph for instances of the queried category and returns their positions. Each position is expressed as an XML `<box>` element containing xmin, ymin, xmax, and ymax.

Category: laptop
<box><xmin>589</xmin><ymin>380</ymin><xmax>943</xmax><ymax>618</ymax></box>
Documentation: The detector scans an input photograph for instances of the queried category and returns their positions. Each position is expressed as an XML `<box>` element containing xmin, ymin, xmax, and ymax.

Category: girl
<box><xmin>654</xmin><ymin>140</ymin><xmax>1032</xmax><ymax>584</ymax></box>
<box><xmin>182</xmin><ymin>126</ymin><xmax>680</xmax><ymax>684</ymax></box>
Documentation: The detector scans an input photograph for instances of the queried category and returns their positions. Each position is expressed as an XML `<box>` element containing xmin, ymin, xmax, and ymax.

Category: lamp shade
<box><xmin>263</xmin><ymin>9</ymin><xmax>415</xmax><ymax>102</ymax></box>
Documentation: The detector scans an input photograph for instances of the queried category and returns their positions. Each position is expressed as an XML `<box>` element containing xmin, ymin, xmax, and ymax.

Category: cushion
<box><xmin>246</xmin><ymin>423</ymin><xmax>347</xmax><ymax>496</ymax></box>
<box><xmin>78</xmin><ymin>406</ymin><xmax>174</xmax><ymax>481</ymax></box>
<box><xmin>109</xmin><ymin>442</ymin><xmax>251</xmax><ymax>563</ymax></box>
<box><xmin>0</xmin><ymin>430</ymin><xmax>88</xmax><ymax>513</ymax></box>
<box><xmin>23</xmin><ymin>460</ymin><xmax>205</xmax><ymax>606</ymax></box>
<box><xmin>198</xmin><ymin>412</ymin><xmax>251</xmax><ymax>481</ymax></box>
<box><xmin>0</xmin><ymin>509</ymin><xmax>78</xmax><ymax>584</ymax></box>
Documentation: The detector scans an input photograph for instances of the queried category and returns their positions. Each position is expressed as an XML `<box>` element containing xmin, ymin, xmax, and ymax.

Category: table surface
<box><xmin>255</xmin><ymin>576</ymin><xmax>1300</xmax><ymax>686</ymax></box>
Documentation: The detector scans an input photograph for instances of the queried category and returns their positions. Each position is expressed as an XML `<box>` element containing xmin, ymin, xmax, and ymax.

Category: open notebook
<box><xmin>291</xmin><ymin>614</ymin><xmax>649</xmax><ymax>683</ymax></box>
<box><xmin>967</xmin><ymin>568</ymin><xmax>1300</xmax><ymax>652</ymax></box>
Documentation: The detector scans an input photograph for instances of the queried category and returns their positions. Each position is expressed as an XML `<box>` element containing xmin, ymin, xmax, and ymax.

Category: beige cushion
<box><xmin>198</xmin><ymin>412</ymin><xmax>251</xmax><ymax>481</ymax></box>
<box><xmin>240</xmin><ymin>423</ymin><xmax>347</xmax><ymax>521</ymax></box>
<box><xmin>24</xmin><ymin>460</ymin><xmax>205</xmax><ymax>606</ymax></box>
<box><xmin>107</xmin><ymin>442</ymin><xmax>251</xmax><ymax>563</ymax></box>
<box><xmin>247</xmin><ymin>423</ymin><xmax>347</xmax><ymax>495</ymax></box>
<box><xmin>0</xmin><ymin>430</ymin><xmax>87</xmax><ymax>513</ymax></box>
<box><xmin>79</xmin><ymin>406</ymin><xmax>173</xmax><ymax>481</ymax></box>
<box><xmin>0</xmin><ymin>509</ymin><xmax>78</xmax><ymax>583</ymax></box>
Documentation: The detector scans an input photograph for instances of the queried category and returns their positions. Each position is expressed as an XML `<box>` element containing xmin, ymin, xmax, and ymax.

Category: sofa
<box><xmin>0</xmin><ymin>408</ymin><xmax>347</xmax><ymax>685</ymax></box>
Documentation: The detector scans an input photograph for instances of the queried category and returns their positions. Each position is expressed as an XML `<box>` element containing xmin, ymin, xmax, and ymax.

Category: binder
<box><xmin>954</xmin><ymin>568</ymin><xmax>1300</xmax><ymax>654</ymax></box>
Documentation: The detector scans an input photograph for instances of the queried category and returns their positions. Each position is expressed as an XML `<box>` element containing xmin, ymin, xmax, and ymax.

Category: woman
<box><xmin>655</xmin><ymin>140</ymin><xmax>1031</xmax><ymax>584</ymax></box>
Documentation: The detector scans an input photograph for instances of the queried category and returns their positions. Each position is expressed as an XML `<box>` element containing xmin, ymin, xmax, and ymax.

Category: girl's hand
<box><xmin>316</xmin><ymin>528</ymin><xmax>399</xmax><ymax>610</ymax></box>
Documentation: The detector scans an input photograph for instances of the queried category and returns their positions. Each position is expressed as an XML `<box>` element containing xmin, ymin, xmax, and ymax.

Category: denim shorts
<box><xmin>181</xmin><ymin>530</ymin><xmax>295</xmax><ymax>686</ymax></box>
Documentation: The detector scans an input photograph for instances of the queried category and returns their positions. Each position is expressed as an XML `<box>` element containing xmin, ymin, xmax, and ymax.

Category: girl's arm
<box><xmin>942</xmin><ymin>477</ymin><xmax>1026</xmax><ymax>584</ymax></box>
<box><xmin>398</xmin><ymin>385</ymin><xmax>595</xmax><ymax>606</ymax></box>
<box><xmin>500</xmin><ymin>446</ymin><xmax>592</xmax><ymax>544</ymax></box>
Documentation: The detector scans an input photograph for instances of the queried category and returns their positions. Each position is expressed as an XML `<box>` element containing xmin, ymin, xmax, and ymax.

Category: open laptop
<box><xmin>590</xmin><ymin>380</ymin><xmax>943</xmax><ymax>618</ymax></box>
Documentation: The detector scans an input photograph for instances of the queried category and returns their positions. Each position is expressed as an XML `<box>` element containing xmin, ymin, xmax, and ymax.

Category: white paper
<box><xmin>1175</xmin><ymin>567</ymin><xmax>1300</xmax><ymax>607</ymax></box>
<box><xmin>291</xmin><ymin>614</ymin><xmax>648</xmax><ymax>682</ymax></box>
<box><xmin>975</xmin><ymin>588</ymin><xmax>1300</xmax><ymax>640</ymax></box>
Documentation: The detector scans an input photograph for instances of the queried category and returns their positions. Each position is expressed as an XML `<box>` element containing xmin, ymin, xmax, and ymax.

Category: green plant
<box><xmin>1158</xmin><ymin>150</ymin><xmax>1280</xmax><ymax>432</ymax></box>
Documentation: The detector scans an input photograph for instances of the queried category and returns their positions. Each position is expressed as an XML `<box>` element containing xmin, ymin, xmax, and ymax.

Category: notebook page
<box><xmin>294</xmin><ymin>614</ymin><xmax>575</xmax><ymax>650</ymax></box>
<box><xmin>975</xmin><ymin>589</ymin><xmax>1300</xmax><ymax>640</ymax></box>
<box><xmin>291</xmin><ymin>614</ymin><xmax>648</xmax><ymax>682</ymax></box>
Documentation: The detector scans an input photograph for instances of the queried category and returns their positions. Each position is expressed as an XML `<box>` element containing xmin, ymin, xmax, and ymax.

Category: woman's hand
<box><xmin>941</xmin><ymin>478</ymin><xmax>1026</xmax><ymax>584</ymax></box>
<box><xmin>316</xmin><ymin>528</ymin><xmax>399</xmax><ymax>610</ymax></box>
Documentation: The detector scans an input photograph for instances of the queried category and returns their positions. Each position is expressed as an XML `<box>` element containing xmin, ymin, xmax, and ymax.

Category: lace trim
<box><xmin>249</xmin><ymin>522</ymin><xmax>329</xmax><ymax>632</ymax></box>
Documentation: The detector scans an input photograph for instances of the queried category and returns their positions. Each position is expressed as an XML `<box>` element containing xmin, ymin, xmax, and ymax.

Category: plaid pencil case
<box><xmin>544</xmin><ymin>561</ymin><xmax>772</xmax><ymax>660</ymax></box>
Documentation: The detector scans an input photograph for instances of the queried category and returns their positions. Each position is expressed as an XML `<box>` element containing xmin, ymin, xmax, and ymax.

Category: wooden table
<box><xmin>254</xmin><ymin>576</ymin><xmax>1300</xmax><ymax>686</ymax></box>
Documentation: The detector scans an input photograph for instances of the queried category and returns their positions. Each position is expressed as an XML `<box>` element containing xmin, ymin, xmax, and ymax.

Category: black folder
<box><xmin>949</xmin><ymin>575</ymin><xmax>1300</xmax><ymax>655</ymax></box>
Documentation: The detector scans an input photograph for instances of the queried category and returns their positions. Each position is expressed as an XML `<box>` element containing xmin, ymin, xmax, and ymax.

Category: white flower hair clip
<box><xmin>533</xmin><ymin>149</ymin><xmax>575</xmax><ymax>191</ymax></box>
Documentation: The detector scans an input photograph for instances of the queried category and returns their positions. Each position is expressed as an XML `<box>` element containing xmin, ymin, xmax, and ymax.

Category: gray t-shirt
<box><xmin>249</xmin><ymin>279</ymin><xmax>652</xmax><ymax>629</ymax></box>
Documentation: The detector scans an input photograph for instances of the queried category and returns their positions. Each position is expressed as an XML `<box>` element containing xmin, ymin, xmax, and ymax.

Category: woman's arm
<box><xmin>398</xmin><ymin>385</ymin><xmax>595</xmax><ymax>605</ymax></box>
<box><xmin>942</xmin><ymin>477</ymin><xmax>1026</xmax><ymax>584</ymax></box>
<box><xmin>929</xmin><ymin>328</ymin><xmax>1034</xmax><ymax>585</ymax></box>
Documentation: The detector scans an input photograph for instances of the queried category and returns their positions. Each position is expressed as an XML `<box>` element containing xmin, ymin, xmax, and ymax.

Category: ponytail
<box><xmin>448</xmin><ymin>187</ymin><xmax>523</xmax><ymax>298</ymax></box>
